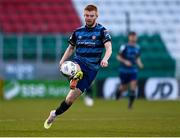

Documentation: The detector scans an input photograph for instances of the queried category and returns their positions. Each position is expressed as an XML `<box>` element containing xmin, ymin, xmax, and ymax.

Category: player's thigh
<box><xmin>77</xmin><ymin>69</ymin><xmax>97</xmax><ymax>93</ymax></box>
<box><xmin>119</xmin><ymin>84</ymin><xmax>128</xmax><ymax>91</ymax></box>
<box><xmin>119</xmin><ymin>72</ymin><xmax>130</xmax><ymax>85</ymax></box>
<box><xmin>130</xmin><ymin>80</ymin><xmax>137</xmax><ymax>91</ymax></box>
<box><xmin>75</xmin><ymin>63</ymin><xmax>81</xmax><ymax>71</ymax></box>
<box><xmin>129</xmin><ymin>72</ymin><xmax>138</xmax><ymax>91</ymax></box>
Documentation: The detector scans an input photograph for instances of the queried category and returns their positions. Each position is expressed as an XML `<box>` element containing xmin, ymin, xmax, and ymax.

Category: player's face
<box><xmin>128</xmin><ymin>35</ymin><xmax>137</xmax><ymax>44</ymax></box>
<box><xmin>84</xmin><ymin>10</ymin><xmax>98</xmax><ymax>27</ymax></box>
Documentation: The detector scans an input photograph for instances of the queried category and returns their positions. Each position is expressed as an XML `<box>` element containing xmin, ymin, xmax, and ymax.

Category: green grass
<box><xmin>0</xmin><ymin>98</ymin><xmax>180</xmax><ymax>137</ymax></box>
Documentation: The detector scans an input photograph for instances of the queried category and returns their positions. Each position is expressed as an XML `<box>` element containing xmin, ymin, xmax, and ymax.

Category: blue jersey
<box><xmin>68</xmin><ymin>23</ymin><xmax>111</xmax><ymax>71</ymax></box>
<box><xmin>119</xmin><ymin>44</ymin><xmax>141</xmax><ymax>73</ymax></box>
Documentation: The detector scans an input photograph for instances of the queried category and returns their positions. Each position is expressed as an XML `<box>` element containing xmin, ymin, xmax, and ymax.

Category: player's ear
<box><xmin>96</xmin><ymin>12</ymin><xmax>98</xmax><ymax>18</ymax></box>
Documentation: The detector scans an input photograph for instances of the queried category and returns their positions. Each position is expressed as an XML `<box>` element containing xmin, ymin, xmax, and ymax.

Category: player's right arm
<box><xmin>136</xmin><ymin>57</ymin><xmax>144</xmax><ymax>69</ymax></box>
<box><xmin>59</xmin><ymin>44</ymin><xmax>75</xmax><ymax>66</ymax></box>
<box><xmin>117</xmin><ymin>54</ymin><xmax>132</xmax><ymax>67</ymax></box>
<box><xmin>116</xmin><ymin>45</ymin><xmax>132</xmax><ymax>67</ymax></box>
<box><xmin>59</xmin><ymin>32</ymin><xmax>77</xmax><ymax>66</ymax></box>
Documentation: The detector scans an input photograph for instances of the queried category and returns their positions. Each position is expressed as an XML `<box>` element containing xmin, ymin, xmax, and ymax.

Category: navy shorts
<box><xmin>73</xmin><ymin>59</ymin><xmax>98</xmax><ymax>93</ymax></box>
<box><xmin>119</xmin><ymin>71</ymin><xmax>137</xmax><ymax>85</ymax></box>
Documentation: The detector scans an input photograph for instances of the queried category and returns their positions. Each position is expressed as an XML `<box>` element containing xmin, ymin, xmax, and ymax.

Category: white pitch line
<box><xmin>0</xmin><ymin>117</ymin><xmax>175</xmax><ymax>122</ymax></box>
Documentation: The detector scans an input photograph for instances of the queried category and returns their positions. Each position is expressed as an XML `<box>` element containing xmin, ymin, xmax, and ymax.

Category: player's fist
<box><xmin>139</xmin><ymin>63</ymin><xmax>144</xmax><ymax>69</ymax></box>
<box><xmin>100</xmin><ymin>59</ymin><xmax>108</xmax><ymax>67</ymax></box>
<box><xmin>59</xmin><ymin>60</ymin><xmax>64</xmax><ymax>67</ymax></box>
<box><xmin>59</xmin><ymin>61</ymin><xmax>64</xmax><ymax>70</ymax></box>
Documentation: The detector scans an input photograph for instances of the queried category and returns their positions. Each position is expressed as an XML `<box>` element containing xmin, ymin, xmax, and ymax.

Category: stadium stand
<box><xmin>0</xmin><ymin>0</ymin><xmax>81</xmax><ymax>33</ymax></box>
<box><xmin>72</xmin><ymin>0</ymin><xmax>180</xmax><ymax>77</ymax></box>
<box><xmin>0</xmin><ymin>0</ymin><xmax>178</xmax><ymax>79</ymax></box>
<box><xmin>73</xmin><ymin>0</ymin><xmax>180</xmax><ymax>52</ymax></box>
<box><xmin>96</xmin><ymin>33</ymin><xmax>175</xmax><ymax>79</ymax></box>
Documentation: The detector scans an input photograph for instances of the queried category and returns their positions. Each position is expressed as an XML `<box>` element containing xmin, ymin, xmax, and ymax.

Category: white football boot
<box><xmin>44</xmin><ymin>110</ymin><xmax>56</xmax><ymax>129</ymax></box>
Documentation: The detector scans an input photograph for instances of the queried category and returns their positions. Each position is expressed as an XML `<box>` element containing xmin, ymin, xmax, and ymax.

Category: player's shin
<box><xmin>128</xmin><ymin>90</ymin><xmax>136</xmax><ymax>109</ymax></box>
<box><xmin>55</xmin><ymin>100</ymin><xmax>72</xmax><ymax>116</ymax></box>
<box><xmin>55</xmin><ymin>89</ymin><xmax>81</xmax><ymax>116</ymax></box>
<box><xmin>115</xmin><ymin>88</ymin><xmax>122</xmax><ymax>100</ymax></box>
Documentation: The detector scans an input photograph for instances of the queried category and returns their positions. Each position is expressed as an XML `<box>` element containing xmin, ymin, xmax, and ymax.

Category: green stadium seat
<box><xmin>61</xmin><ymin>35</ymin><xmax>69</xmax><ymax>52</ymax></box>
<box><xmin>1</xmin><ymin>33</ymin><xmax>175</xmax><ymax>79</ymax></box>
<box><xmin>42</xmin><ymin>35</ymin><xmax>56</xmax><ymax>61</ymax></box>
<box><xmin>3</xmin><ymin>35</ymin><xmax>18</xmax><ymax>60</ymax></box>
<box><xmin>22</xmin><ymin>35</ymin><xmax>37</xmax><ymax>60</ymax></box>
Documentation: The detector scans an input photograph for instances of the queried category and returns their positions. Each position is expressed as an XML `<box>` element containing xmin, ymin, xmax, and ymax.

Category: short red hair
<box><xmin>84</xmin><ymin>4</ymin><xmax>98</xmax><ymax>12</ymax></box>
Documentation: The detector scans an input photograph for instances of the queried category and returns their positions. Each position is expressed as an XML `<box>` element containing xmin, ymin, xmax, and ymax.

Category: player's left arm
<box><xmin>136</xmin><ymin>57</ymin><xmax>144</xmax><ymax>69</ymax></box>
<box><xmin>101</xmin><ymin>41</ymin><xmax>112</xmax><ymax>67</ymax></box>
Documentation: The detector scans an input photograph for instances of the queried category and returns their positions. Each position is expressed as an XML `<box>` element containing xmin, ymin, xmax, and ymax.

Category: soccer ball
<box><xmin>60</xmin><ymin>61</ymin><xmax>78</xmax><ymax>77</ymax></box>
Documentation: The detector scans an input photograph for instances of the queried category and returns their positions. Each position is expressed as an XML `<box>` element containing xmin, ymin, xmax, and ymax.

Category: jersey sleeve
<box><xmin>68</xmin><ymin>32</ymin><xmax>76</xmax><ymax>46</ymax></box>
<box><xmin>101</xmin><ymin>28</ymin><xmax>111</xmax><ymax>44</ymax></box>
<box><xmin>119</xmin><ymin>44</ymin><xmax>126</xmax><ymax>54</ymax></box>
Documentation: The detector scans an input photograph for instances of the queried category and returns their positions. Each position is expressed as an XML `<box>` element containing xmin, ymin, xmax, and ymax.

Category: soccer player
<box><xmin>115</xmin><ymin>31</ymin><xmax>143</xmax><ymax>109</ymax></box>
<box><xmin>44</xmin><ymin>4</ymin><xmax>112</xmax><ymax>129</ymax></box>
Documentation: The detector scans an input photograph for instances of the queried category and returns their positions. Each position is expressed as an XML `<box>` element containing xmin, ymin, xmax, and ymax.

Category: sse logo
<box><xmin>145</xmin><ymin>78</ymin><xmax>178</xmax><ymax>100</ymax></box>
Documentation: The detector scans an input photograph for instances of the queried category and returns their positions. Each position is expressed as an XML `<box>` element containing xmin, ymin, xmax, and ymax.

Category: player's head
<box><xmin>128</xmin><ymin>31</ymin><xmax>137</xmax><ymax>44</ymax></box>
<box><xmin>84</xmin><ymin>4</ymin><xmax>98</xmax><ymax>27</ymax></box>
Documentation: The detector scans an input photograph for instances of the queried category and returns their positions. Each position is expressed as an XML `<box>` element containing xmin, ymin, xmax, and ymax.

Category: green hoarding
<box><xmin>3</xmin><ymin>80</ymin><xmax>69</xmax><ymax>100</ymax></box>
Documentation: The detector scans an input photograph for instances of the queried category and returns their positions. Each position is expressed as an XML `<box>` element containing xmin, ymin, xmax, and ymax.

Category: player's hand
<box><xmin>59</xmin><ymin>61</ymin><xmax>63</xmax><ymax>66</ymax></box>
<box><xmin>100</xmin><ymin>59</ymin><xmax>108</xmax><ymax>67</ymax></box>
<box><xmin>59</xmin><ymin>61</ymin><xmax>64</xmax><ymax>70</ymax></box>
<box><xmin>139</xmin><ymin>63</ymin><xmax>144</xmax><ymax>69</ymax></box>
<box><xmin>124</xmin><ymin>60</ymin><xmax>132</xmax><ymax>67</ymax></box>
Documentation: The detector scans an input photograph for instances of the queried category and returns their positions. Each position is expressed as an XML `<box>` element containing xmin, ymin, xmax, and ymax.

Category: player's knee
<box><xmin>120</xmin><ymin>85</ymin><xmax>127</xmax><ymax>92</ymax></box>
<box><xmin>75</xmin><ymin>63</ymin><xmax>81</xmax><ymax>71</ymax></box>
<box><xmin>130</xmin><ymin>85</ymin><xmax>137</xmax><ymax>91</ymax></box>
<box><xmin>65</xmin><ymin>92</ymin><xmax>78</xmax><ymax>105</ymax></box>
<box><xmin>130</xmin><ymin>89</ymin><xmax>136</xmax><ymax>94</ymax></box>
<box><xmin>65</xmin><ymin>96</ymin><xmax>75</xmax><ymax>105</ymax></box>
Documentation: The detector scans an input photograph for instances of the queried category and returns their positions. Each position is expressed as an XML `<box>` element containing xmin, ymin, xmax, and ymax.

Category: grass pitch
<box><xmin>0</xmin><ymin>98</ymin><xmax>180</xmax><ymax>137</ymax></box>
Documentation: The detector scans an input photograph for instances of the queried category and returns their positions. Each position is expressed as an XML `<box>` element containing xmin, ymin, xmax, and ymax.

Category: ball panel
<box><xmin>60</xmin><ymin>61</ymin><xmax>77</xmax><ymax>77</ymax></box>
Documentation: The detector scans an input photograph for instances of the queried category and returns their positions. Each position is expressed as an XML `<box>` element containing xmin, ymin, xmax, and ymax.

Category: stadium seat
<box><xmin>0</xmin><ymin>0</ymin><xmax>178</xmax><ymax>79</ymax></box>
<box><xmin>3</xmin><ymin>35</ymin><xmax>18</xmax><ymax>61</ymax></box>
<box><xmin>42</xmin><ymin>35</ymin><xmax>56</xmax><ymax>61</ymax></box>
<box><xmin>0</xmin><ymin>0</ymin><xmax>81</xmax><ymax>34</ymax></box>
<box><xmin>22</xmin><ymin>35</ymin><xmax>37</xmax><ymax>60</ymax></box>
